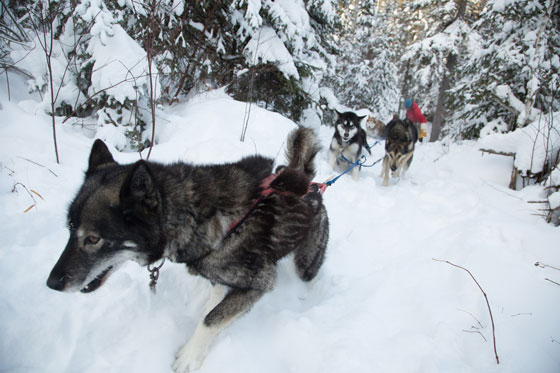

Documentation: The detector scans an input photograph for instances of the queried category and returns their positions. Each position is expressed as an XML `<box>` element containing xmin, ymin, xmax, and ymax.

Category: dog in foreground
<box><xmin>381</xmin><ymin>118</ymin><xmax>418</xmax><ymax>186</ymax></box>
<box><xmin>328</xmin><ymin>110</ymin><xmax>371</xmax><ymax>180</ymax></box>
<box><xmin>46</xmin><ymin>127</ymin><xmax>329</xmax><ymax>372</ymax></box>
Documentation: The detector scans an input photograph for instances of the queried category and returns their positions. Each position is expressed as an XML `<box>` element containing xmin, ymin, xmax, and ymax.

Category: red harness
<box><xmin>227</xmin><ymin>174</ymin><xmax>327</xmax><ymax>233</ymax></box>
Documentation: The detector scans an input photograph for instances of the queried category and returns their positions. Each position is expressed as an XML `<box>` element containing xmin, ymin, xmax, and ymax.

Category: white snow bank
<box><xmin>478</xmin><ymin>113</ymin><xmax>560</xmax><ymax>175</ymax></box>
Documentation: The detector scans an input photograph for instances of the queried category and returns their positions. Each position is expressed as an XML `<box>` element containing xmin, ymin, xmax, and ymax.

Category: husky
<box><xmin>46</xmin><ymin>127</ymin><xmax>329</xmax><ymax>373</ymax></box>
<box><xmin>380</xmin><ymin>118</ymin><xmax>418</xmax><ymax>186</ymax></box>
<box><xmin>365</xmin><ymin>116</ymin><xmax>386</xmax><ymax>140</ymax></box>
<box><xmin>328</xmin><ymin>110</ymin><xmax>371</xmax><ymax>180</ymax></box>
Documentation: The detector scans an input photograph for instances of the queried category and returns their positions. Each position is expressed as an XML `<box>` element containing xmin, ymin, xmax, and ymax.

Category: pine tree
<box><xmin>327</xmin><ymin>0</ymin><xmax>399</xmax><ymax>121</ymax></box>
<box><xmin>225</xmin><ymin>0</ymin><xmax>338</xmax><ymax>122</ymax></box>
<box><xmin>449</xmin><ymin>0</ymin><xmax>560</xmax><ymax>139</ymax></box>
<box><xmin>399</xmin><ymin>1</ymin><xmax>472</xmax><ymax>121</ymax></box>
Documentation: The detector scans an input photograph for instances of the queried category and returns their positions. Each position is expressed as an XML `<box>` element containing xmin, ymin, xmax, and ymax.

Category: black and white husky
<box><xmin>46</xmin><ymin>127</ymin><xmax>329</xmax><ymax>372</ymax></box>
<box><xmin>328</xmin><ymin>110</ymin><xmax>371</xmax><ymax>180</ymax></box>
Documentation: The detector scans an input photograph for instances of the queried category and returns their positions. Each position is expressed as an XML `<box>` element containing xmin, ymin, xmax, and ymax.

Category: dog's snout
<box><xmin>46</xmin><ymin>272</ymin><xmax>67</xmax><ymax>291</ymax></box>
<box><xmin>390</xmin><ymin>165</ymin><xmax>397</xmax><ymax>172</ymax></box>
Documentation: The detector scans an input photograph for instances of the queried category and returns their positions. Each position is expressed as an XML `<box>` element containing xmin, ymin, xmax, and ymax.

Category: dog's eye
<box><xmin>85</xmin><ymin>235</ymin><xmax>100</xmax><ymax>245</ymax></box>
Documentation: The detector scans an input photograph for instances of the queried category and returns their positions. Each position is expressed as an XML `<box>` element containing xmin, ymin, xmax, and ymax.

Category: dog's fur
<box><xmin>365</xmin><ymin>116</ymin><xmax>386</xmax><ymax>139</ymax></box>
<box><xmin>328</xmin><ymin>110</ymin><xmax>371</xmax><ymax>180</ymax></box>
<box><xmin>380</xmin><ymin>118</ymin><xmax>418</xmax><ymax>186</ymax></box>
<box><xmin>46</xmin><ymin>127</ymin><xmax>329</xmax><ymax>372</ymax></box>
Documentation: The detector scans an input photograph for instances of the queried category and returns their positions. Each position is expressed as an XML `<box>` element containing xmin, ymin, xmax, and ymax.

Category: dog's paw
<box><xmin>172</xmin><ymin>341</ymin><xmax>207</xmax><ymax>373</ymax></box>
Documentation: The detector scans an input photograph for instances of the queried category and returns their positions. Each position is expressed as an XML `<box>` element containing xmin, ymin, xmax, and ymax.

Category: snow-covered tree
<box><xmin>226</xmin><ymin>0</ymin><xmax>337</xmax><ymax>122</ymax></box>
<box><xmin>399</xmin><ymin>0</ymin><xmax>473</xmax><ymax>122</ymax></box>
<box><xmin>449</xmin><ymin>0</ymin><xmax>560</xmax><ymax>139</ymax></box>
<box><xmin>327</xmin><ymin>0</ymin><xmax>399</xmax><ymax>122</ymax></box>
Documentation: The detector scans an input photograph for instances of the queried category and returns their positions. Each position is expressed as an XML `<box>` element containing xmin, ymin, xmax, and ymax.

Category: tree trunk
<box><xmin>430</xmin><ymin>53</ymin><xmax>456</xmax><ymax>142</ymax></box>
<box><xmin>429</xmin><ymin>0</ymin><xmax>467</xmax><ymax>142</ymax></box>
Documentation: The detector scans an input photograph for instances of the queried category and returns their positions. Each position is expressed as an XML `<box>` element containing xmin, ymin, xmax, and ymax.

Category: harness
<box><xmin>325</xmin><ymin>140</ymin><xmax>384</xmax><ymax>187</ymax></box>
<box><xmin>147</xmin><ymin>140</ymin><xmax>383</xmax><ymax>292</ymax></box>
<box><xmin>227</xmin><ymin>173</ymin><xmax>327</xmax><ymax>234</ymax></box>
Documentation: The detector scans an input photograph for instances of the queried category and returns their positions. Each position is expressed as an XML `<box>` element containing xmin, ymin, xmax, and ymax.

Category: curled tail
<box><xmin>285</xmin><ymin>127</ymin><xmax>321</xmax><ymax>179</ymax></box>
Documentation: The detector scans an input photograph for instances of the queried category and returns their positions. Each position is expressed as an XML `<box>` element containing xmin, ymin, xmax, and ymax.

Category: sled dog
<box><xmin>380</xmin><ymin>118</ymin><xmax>418</xmax><ymax>186</ymax></box>
<box><xmin>328</xmin><ymin>110</ymin><xmax>371</xmax><ymax>180</ymax></box>
<box><xmin>365</xmin><ymin>116</ymin><xmax>386</xmax><ymax>139</ymax></box>
<box><xmin>46</xmin><ymin>127</ymin><xmax>329</xmax><ymax>372</ymax></box>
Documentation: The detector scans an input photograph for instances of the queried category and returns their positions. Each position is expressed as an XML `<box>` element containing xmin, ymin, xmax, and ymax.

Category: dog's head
<box><xmin>366</xmin><ymin>117</ymin><xmax>386</xmax><ymax>139</ymax></box>
<box><xmin>335</xmin><ymin>110</ymin><xmax>366</xmax><ymax>142</ymax></box>
<box><xmin>385</xmin><ymin>120</ymin><xmax>414</xmax><ymax>172</ymax></box>
<box><xmin>46</xmin><ymin>140</ymin><xmax>165</xmax><ymax>293</ymax></box>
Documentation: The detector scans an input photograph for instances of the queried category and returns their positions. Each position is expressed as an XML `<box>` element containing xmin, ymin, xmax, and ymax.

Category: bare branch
<box><xmin>545</xmin><ymin>278</ymin><xmax>560</xmax><ymax>287</ymax></box>
<box><xmin>433</xmin><ymin>258</ymin><xmax>500</xmax><ymax>364</ymax></box>
<box><xmin>534</xmin><ymin>262</ymin><xmax>560</xmax><ymax>271</ymax></box>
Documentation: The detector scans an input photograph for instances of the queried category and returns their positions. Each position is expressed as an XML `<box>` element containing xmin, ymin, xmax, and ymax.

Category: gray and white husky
<box><xmin>328</xmin><ymin>110</ymin><xmax>371</xmax><ymax>180</ymax></box>
<box><xmin>46</xmin><ymin>127</ymin><xmax>329</xmax><ymax>372</ymax></box>
<box><xmin>380</xmin><ymin>118</ymin><xmax>418</xmax><ymax>186</ymax></box>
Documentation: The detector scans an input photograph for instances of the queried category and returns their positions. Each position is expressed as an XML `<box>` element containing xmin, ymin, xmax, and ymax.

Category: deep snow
<box><xmin>1</xmin><ymin>77</ymin><xmax>559</xmax><ymax>373</ymax></box>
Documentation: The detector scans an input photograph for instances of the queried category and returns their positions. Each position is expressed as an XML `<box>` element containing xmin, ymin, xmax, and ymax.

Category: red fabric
<box><xmin>406</xmin><ymin>101</ymin><xmax>427</xmax><ymax>123</ymax></box>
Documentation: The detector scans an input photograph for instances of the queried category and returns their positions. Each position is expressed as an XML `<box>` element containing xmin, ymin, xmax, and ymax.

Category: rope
<box><xmin>325</xmin><ymin>152</ymin><xmax>384</xmax><ymax>187</ymax></box>
<box><xmin>366</xmin><ymin>140</ymin><xmax>381</xmax><ymax>151</ymax></box>
<box><xmin>324</xmin><ymin>155</ymin><xmax>365</xmax><ymax>186</ymax></box>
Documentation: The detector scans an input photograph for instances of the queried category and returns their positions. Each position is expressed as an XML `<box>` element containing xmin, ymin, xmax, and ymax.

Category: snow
<box><xmin>244</xmin><ymin>26</ymin><xmax>300</xmax><ymax>79</ymax></box>
<box><xmin>88</xmin><ymin>23</ymin><xmax>160</xmax><ymax>104</ymax></box>
<box><xmin>1</xmin><ymin>74</ymin><xmax>560</xmax><ymax>373</ymax></box>
<box><xmin>478</xmin><ymin>113</ymin><xmax>560</xmax><ymax>175</ymax></box>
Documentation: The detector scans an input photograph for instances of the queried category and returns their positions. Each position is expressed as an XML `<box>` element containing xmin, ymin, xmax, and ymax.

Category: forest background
<box><xmin>1</xmin><ymin>0</ymin><xmax>559</xmax><ymax>213</ymax></box>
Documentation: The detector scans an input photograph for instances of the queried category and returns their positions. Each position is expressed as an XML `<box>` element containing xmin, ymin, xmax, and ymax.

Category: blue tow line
<box><xmin>325</xmin><ymin>141</ymin><xmax>384</xmax><ymax>187</ymax></box>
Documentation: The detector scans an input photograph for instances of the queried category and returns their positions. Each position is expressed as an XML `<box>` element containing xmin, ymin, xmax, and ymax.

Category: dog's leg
<box><xmin>401</xmin><ymin>154</ymin><xmax>414</xmax><ymax>178</ymax></box>
<box><xmin>203</xmin><ymin>284</ymin><xmax>227</xmax><ymax>314</ymax></box>
<box><xmin>352</xmin><ymin>163</ymin><xmax>360</xmax><ymax>181</ymax></box>
<box><xmin>382</xmin><ymin>156</ymin><xmax>390</xmax><ymax>186</ymax></box>
<box><xmin>173</xmin><ymin>288</ymin><xmax>264</xmax><ymax>373</ymax></box>
<box><xmin>294</xmin><ymin>201</ymin><xmax>329</xmax><ymax>282</ymax></box>
<box><xmin>396</xmin><ymin>153</ymin><xmax>414</xmax><ymax>179</ymax></box>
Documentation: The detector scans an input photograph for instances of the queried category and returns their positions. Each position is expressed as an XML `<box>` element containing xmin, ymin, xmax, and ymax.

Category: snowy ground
<box><xmin>1</xmin><ymin>77</ymin><xmax>559</xmax><ymax>373</ymax></box>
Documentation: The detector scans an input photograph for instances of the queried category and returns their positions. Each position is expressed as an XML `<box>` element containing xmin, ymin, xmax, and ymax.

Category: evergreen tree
<box><xmin>327</xmin><ymin>0</ymin><xmax>399</xmax><ymax>121</ymax></box>
<box><xmin>449</xmin><ymin>0</ymin><xmax>560</xmax><ymax>139</ymax></box>
<box><xmin>226</xmin><ymin>0</ymin><xmax>338</xmax><ymax>122</ymax></box>
<box><xmin>399</xmin><ymin>0</ymin><xmax>473</xmax><ymax>121</ymax></box>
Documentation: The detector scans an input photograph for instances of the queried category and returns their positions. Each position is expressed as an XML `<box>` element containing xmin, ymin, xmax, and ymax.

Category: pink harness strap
<box><xmin>227</xmin><ymin>174</ymin><xmax>326</xmax><ymax>233</ymax></box>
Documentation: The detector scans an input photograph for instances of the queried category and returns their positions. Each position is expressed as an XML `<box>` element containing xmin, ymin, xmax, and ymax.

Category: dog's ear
<box><xmin>88</xmin><ymin>139</ymin><xmax>116</xmax><ymax>174</ymax></box>
<box><xmin>335</xmin><ymin>109</ymin><xmax>343</xmax><ymax>117</ymax></box>
<box><xmin>358</xmin><ymin>115</ymin><xmax>367</xmax><ymax>121</ymax></box>
<box><xmin>120</xmin><ymin>161</ymin><xmax>160</xmax><ymax>220</ymax></box>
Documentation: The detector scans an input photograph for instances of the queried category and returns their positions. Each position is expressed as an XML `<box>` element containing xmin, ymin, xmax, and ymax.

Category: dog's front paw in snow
<box><xmin>172</xmin><ymin>340</ymin><xmax>207</xmax><ymax>373</ymax></box>
<box><xmin>173</xmin><ymin>321</ymin><xmax>222</xmax><ymax>372</ymax></box>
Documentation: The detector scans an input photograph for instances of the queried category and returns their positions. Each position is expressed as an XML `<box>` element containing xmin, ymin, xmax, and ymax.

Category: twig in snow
<box><xmin>534</xmin><ymin>262</ymin><xmax>560</xmax><ymax>271</ymax></box>
<box><xmin>545</xmin><ymin>278</ymin><xmax>560</xmax><ymax>287</ymax></box>
<box><xmin>12</xmin><ymin>182</ymin><xmax>44</xmax><ymax>212</ymax></box>
<box><xmin>433</xmin><ymin>258</ymin><xmax>500</xmax><ymax>364</ymax></box>
<box><xmin>462</xmin><ymin>328</ymin><xmax>488</xmax><ymax>342</ymax></box>
<box><xmin>510</xmin><ymin>312</ymin><xmax>532</xmax><ymax>317</ymax></box>
<box><xmin>457</xmin><ymin>308</ymin><xmax>484</xmax><ymax>329</ymax></box>
<box><xmin>16</xmin><ymin>156</ymin><xmax>59</xmax><ymax>177</ymax></box>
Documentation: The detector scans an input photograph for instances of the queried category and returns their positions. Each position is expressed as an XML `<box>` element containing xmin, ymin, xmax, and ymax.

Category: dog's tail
<box><xmin>285</xmin><ymin>127</ymin><xmax>321</xmax><ymax>179</ymax></box>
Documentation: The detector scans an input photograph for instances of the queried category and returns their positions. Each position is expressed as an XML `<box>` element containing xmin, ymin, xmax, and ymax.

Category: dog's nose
<box><xmin>390</xmin><ymin>166</ymin><xmax>397</xmax><ymax>172</ymax></box>
<box><xmin>46</xmin><ymin>273</ymin><xmax>66</xmax><ymax>291</ymax></box>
